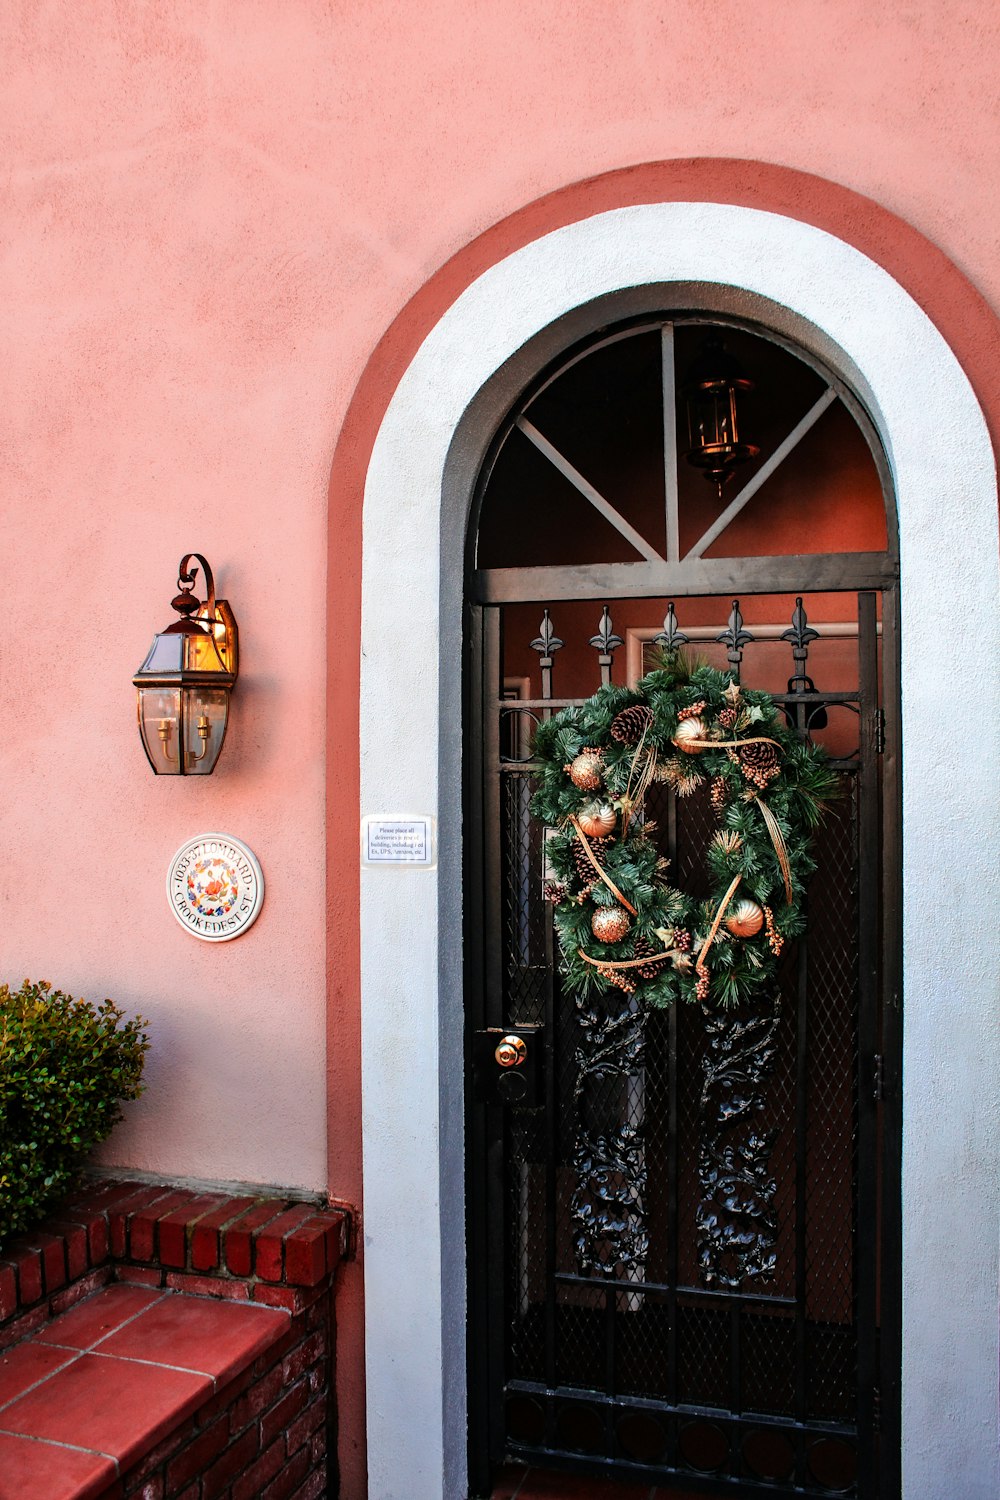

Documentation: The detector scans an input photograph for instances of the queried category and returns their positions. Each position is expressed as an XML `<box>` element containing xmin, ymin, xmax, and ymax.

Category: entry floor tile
<box><xmin>512</xmin><ymin>1472</ymin><xmax>650</xmax><ymax>1499</ymax></box>
<box><xmin>490</xmin><ymin>1467</ymin><xmax>723</xmax><ymax>1500</ymax></box>
<box><xmin>490</xmin><ymin>1462</ymin><xmax>529</xmax><ymax>1499</ymax></box>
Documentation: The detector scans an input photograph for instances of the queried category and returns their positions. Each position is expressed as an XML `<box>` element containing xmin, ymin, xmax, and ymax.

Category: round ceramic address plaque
<box><xmin>166</xmin><ymin>834</ymin><xmax>264</xmax><ymax>942</ymax></box>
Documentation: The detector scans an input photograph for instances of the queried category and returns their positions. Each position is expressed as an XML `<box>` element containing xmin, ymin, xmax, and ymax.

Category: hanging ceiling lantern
<box><xmin>683</xmin><ymin>335</ymin><xmax>760</xmax><ymax>501</ymax></box>
<box><xmin>133</xmin><ymin>554</ymin><xmax>238</xmax><ymax>775</ymax></box>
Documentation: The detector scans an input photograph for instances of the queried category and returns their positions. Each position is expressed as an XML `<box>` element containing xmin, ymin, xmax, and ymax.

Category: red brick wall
<box><xmin>0</xmin><ymin>1178</ymin><xmax>350</xmax><ymax>1341</ymax></box>
<box><xmin>0</xmin><ymin>1178</ymin><xmax>351</xmax><ymax>1498</ymax></box>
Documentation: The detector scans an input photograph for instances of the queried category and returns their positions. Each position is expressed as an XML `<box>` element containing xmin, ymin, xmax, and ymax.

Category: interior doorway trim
<box><xmin>359</xmin><ymin>201</ymin><xmax>1000</xmax><ymax>1499</ymax></box>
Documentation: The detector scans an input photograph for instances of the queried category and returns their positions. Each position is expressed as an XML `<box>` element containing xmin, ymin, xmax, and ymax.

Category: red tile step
<box><xmin>0</xmin><ymin>1339</ymin><xmax>78</xmax><ymax>1408</ymax></box>
<box><xmin>96</xmin><ymin>1287</ymin><xmax>283</xmax><ymax>1385</ymax></box>
<box><xmin>34</xmin><ymin>1282</ymin><xmax>162</xmax><ymax>1351</ymax></box>
<box><xmin>0</xmin><ymin>1283</ymin><xmax>289</xmax><ymax>1497</ymax></box>
<box><xmin>1</xmin><ymin>1351</ymin><xmax>210</xmax><ymax>1475</ymax></box>
<box><xmin>0</xmin><ymin>1430</ymin><xmax>116</xmax><ymax>1500</ymax></box>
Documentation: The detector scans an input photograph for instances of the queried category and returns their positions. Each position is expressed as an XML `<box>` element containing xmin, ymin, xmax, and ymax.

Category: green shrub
<box><xmin>0</xmin><ymin>979</ymin><xmax>149</xmax><ymax>1245</ymax></box>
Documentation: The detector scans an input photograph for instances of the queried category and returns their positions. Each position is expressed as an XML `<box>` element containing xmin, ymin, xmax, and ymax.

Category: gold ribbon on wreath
<box><xmin>575</xmin><ymin>873</ymin><xmax>743</xmax><ymax>977</ymax></box>
<box><xmin>618</xmin><ymin>721</ymin><xmax>658</xmax><ymax>840</ymax></box>
<box><xmin>576</xmin><ymin>946</ymin><xmax>677</xmax><ymax>972</ymax></box>
<box><xmin>697</xmin><ymin>874</ymin><xmax>743</xmax><ymax>971</ymax></box>
<box><xmin>569</xmin><ymin>730</ymin><xmax>794</xmax><ymax>983</ymax></box>
<box><xmin>569</xmin><ymin>815</ymin><xmax>637</xmax><ymax>915</ymax></box>
<box><xmin>677</xmin><ymin>732</ymin><xmax>793</xmax><ymax>905</ymax></box>
<box><xmin>753</xmin><ymin>796</ymin><xmax>793</xmax><ymax>904</ymax></box>
<box><xmin>674</xmin><ymin>733</ymin><xmax>783</xmax><ymax>752</ymax></box>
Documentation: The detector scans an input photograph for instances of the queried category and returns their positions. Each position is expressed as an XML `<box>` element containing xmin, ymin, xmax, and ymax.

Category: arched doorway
<box><xmin>465</xmin><ymin>312</ymin><xmax>899</xmax><ymax>1499</ymax></box>
<box><xmin>357</xmin><ymin>202</ymin><xmax>1000</xmax><ymax>1500</ymax></box>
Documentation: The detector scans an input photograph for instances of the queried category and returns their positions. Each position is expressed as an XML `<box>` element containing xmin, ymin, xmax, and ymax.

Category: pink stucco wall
<box><xmin>5</xmin><ymin>6</ymin><xmax>1000</xmax><ymax>1493</ymax></box>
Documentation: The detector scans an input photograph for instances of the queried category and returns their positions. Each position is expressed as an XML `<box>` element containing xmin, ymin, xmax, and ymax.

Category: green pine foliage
<box><xmin>0</xmin><ymin>980</ymin><xmax>149</xmax><ymax>1244</ymax></box>
<box><xmin>532</xmin><ymin>660</ymin><xmax>838</xmax><ymax>1011</ymax></box>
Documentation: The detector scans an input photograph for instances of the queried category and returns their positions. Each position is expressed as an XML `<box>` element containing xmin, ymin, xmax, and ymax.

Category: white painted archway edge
<box><xmin>359</xmin><ymin>203</ymin><xmax>1000</xmax><ymax>1500</ymax></box>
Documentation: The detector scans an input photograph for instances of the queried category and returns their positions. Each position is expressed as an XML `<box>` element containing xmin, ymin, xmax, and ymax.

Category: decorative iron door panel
<box><xmin>466</xmin><ymin>592</ymin><xmax>898</xmax><ymax>1500</ymax></box>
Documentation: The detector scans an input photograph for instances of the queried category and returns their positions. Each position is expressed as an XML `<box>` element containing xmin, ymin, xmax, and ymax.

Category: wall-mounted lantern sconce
<box><xmin>133</xmin><ymin>554</ymin><xmax>238</xmax><ymax>775</ymax></box>
<box><xmin>683</xmin><ymin>335</ymin><xmax>760</xmax><ymax>500</ymax></box>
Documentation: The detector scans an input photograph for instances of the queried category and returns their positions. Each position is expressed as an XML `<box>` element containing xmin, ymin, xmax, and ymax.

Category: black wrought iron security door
<box><xmin>466</xmin><ymin>591</ymin><xmax>898</xmax><ymax>1500</ymax></box>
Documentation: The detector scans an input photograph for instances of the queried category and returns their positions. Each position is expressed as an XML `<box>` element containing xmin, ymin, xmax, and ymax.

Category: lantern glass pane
<box><xmin>137</xmin><ymin>686</ymin><xmax>183</xmax><ymax>775</ymax></box>
<box><xmin>138</xmin><ymin>625</ymin><xmax>227</xmax><ymax>677</ymax></box>
<box><xmin>689</xmin><ymin>391</ymin><xmax>716</xmax><ymax>448</ymax></box>
<box><xmin>706</xmin><ymin>392</ymin><xmax>724</xmax><ymax>447</ymax></box>
<box><xmin>180</xmin><ymin>687</ymin><xmax>229</xmax><ymax>775</ymax></box>
<box><xmin>182</xmin><ymin>629</ymin><xmax>227</xmax><ymax>674</ymax></box>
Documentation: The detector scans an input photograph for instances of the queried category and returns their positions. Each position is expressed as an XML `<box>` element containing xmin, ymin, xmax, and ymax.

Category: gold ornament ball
<box><xmin>592</xmin><ymin>905</ymin><xmax>631</xmax><ymax>944</ymax></box>
<box><xmin>568</xmin><ymin>751</ymin><xmax>603</xmax><ymax>792</ymax></box>
<box><xmin>725</xmin><ymin>899</ymin><xmax>765</xmax><ymax>938</ymax></box>
<box><xmin>672</xmin><ymin>717</ymin><xmax>707</xmax><ymax>754</ymax></box>
<box><xmin>578</xmin><ymin>801</ymin><xmax>617</xmax><ymax>838</ymax></box>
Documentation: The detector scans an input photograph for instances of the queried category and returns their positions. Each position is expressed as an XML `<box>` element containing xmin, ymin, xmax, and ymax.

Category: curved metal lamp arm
<box><xmin>176</xmin><ymin>553</ymin><xmax>217</xmax><ymax>618</ymax></box>
<box><xmin>173</xmin><ymin>552</ymin><xmax>238</xmax><ymax>681</ymax></box>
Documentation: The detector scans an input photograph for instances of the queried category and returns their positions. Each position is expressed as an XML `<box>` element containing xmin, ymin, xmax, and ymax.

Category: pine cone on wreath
<box><xmin>631</xmin><ymin>936</ymin><xmax>669</xmax><ymax>981</ymax></box>
<box><xmin>610</xmin><ymin>704</ymin><xmax>654</xmax><ymax>744</ymax></box>
<box><xmin>571</xmin><ymin>835</ymin><xmax>614</xmax><ymax>882</ymax></box>
<box><xmin>739</xmin><ymin>741</ymin><xmax>781</xmax><ymax>789</ymax></box>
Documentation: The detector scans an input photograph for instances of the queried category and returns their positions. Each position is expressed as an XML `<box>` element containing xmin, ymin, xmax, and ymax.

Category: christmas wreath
<box><xmin>531</xmin><ymin>656</ymin><xmax>838</xmax><ymax>1009</ymax></box>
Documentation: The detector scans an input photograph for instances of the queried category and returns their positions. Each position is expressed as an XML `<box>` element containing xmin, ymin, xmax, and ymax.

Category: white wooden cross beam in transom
<box><xmin>515</xmin><ymin>322</ymin><xmax>838</xmax><ymax>565</ymax></box>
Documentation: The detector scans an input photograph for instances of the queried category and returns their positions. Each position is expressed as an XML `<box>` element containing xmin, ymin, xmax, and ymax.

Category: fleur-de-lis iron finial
<box><xmin>530</xmin><ymin>608</ymin><xmax>565</xmax><ymax>701</ymax></box>
<box><xmin>654</xmin><ymin>601</ymin><xmax>690</xmax><ymax>655</ymax></box>
<box><xmin>589</xmin><ymin>605</ymin><xmax>624</xmax><ymax>686</ymax></box>
<box><xmin>717</xmin><ymin>599</ymin><xmax>754</xmax><ymax>674</ymax></box>
<box><xmin>530</xmin><ymin>609</ymin><xmax>564</xmax><ymax>660</ymax></box>
<box><xmin>781</xmin><ymin>597</ymin><xmax>827</xmax><ymax>730</ymax></box>
<box><xmin>781</xmin><ymin>597</ymin><xmax>820</xmax><ymax>666</ymax></box>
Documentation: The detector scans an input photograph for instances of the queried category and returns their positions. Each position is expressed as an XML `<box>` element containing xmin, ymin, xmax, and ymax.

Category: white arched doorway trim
<box><xmin>359</xmin><ymin>202</ymin><xmax>1000</xmax><ymax>1500</ymax></box>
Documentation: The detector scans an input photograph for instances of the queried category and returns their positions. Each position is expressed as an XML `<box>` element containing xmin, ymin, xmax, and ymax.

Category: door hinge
<box><xmin>873</xmin><ymin>1382</ymin><xmax>881</xmax><ymax>1433</ymax></box>
<box><xmin>873</xmin><ymin>1053</ymin><xmax>884</xmax><ymax>1102</ymax></box>
<box><xmin>874</xmin><ymin>707</ymin><xmax>886</xmax><ymax>755</ymax></box>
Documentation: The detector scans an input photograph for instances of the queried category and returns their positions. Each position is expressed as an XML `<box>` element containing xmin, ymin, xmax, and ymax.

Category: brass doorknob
<box><xmin>495</xmin><ymin>1034</ymin><xmax>527</xmax><ymax>1069</ymax></box>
